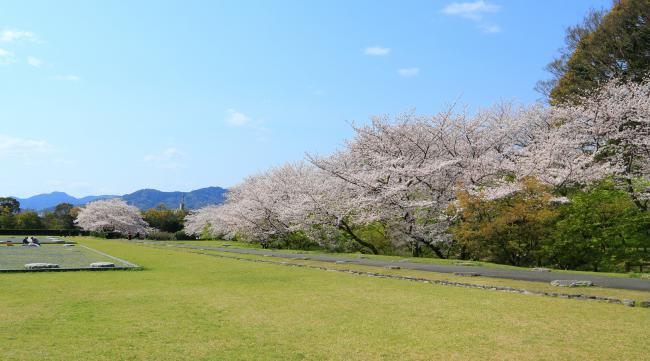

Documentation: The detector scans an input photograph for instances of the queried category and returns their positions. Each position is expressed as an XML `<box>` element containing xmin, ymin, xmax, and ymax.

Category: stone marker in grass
<box><xmin>550</xmin><ymin>280</ymin><xmax>593</xmax><ymax>287</ymax></box>
<box><xmin>90</xmin><ymin>262</ymin><xmax>115</xmax><ymax>268</ymax></box>
<box><xmin>385</xmin><ymin>265</ymin><xmax>401</xmax><ymax>270</ymax></box>
<box><xmin>622</xmin><ymin>299</ymin><xmax>635</xmax><ymax>307</ymax></box>
<box><xmin>639</xmin><ymin>301</ymin><xmax>650</xmax><ymax>308</ymax></box>
<box><xmin>454</xmin><ymin>272</ymin><xmax>481</xmax><ymax>277</ymax></box>
<box><xmin>531</xmin><ymin>267</ymin><xmax>552</xmax><ymax>272</ymax></box>
<box><xmin>24</xmin><ymin>263</ymin><xmax>59</xmax><ymax>270</ymax></box>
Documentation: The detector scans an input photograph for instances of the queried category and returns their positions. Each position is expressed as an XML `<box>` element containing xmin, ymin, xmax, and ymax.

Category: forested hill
<box><xmin>121</xmin><ymin>187</ymin><xmax>227</xmax><ymax>210</ymax></box>
<box><xmin>13</xmin><ymin>187</ymin><xmax>227</xmax><ymax>211</ymax></box>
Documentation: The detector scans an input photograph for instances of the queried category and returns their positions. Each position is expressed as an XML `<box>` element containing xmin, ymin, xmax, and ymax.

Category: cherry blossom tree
<box><xmin>187</xmin><ymin>162</ymin><xmax>380</xmax><ymax>252</ymax></box>
<box><xmin>184</xmin><ymin>75</ymin><xmax>650</xmax><ymax>257</ymax></box>
<box><xmin>308</xmin><ymin>103</ymin><xmax>547</xmax><ymax>257</ymax></box>
<box><xmin>519</xmin><ymin>77</ymin><xmax>650</xmax><ymax>210</ymax></box>
<box><xmin>75</xmin><ymin>199</ymin><xmax>150</xmax><ymax>235</ymax></box>
<box><xmin>184</xmin><ymin>205</ymin><xmax>225</xmax><ymax>238</ymax></box>
<box><xmin>269</xmin><ymin>162</ymin><xmax>380</xmax><ymax>253</ymax></box>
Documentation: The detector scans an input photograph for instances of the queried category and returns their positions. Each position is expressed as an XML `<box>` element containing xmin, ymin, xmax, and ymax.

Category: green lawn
<box><xmin>172</xmin><ymin>239</ymin><xmax>649</xmax><ymax>279</ymax></box>
<box><xmin>155</xmin><ymin>244</ymin><xmax>650</xmax><ymax>302</ymax></box>
<box><xmin>1</xmin><ymin>237</ymin><xmax>649</xmax><ymax>360</ymax></box>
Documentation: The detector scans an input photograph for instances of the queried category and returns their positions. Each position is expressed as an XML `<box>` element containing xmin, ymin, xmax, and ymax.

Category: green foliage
<box><xmin>174</xmin><ymin>230</ymin><xmax>193</xmax><ymax>240</ymax></box>
<box><xmin>147</xmin><ymin>231</ymin><xmax>176</xmax><ymax>241</ymax></box>
<box><xmin>0</xmin><ymin>214</ymin><xmax>16</xmax><ymax>229</ymax></box>
<box><xmin>450</xmin><ymin>178</ymin><xmax>560</xmax><ymax>267</ymax></box>
<box><xmin>0</xmin><ymin>197</ymin><xmax>20</xmax><ymax>215</ymax></box>
<box><xmin>142</xmin><ymin>204</ymin><xmax>187</xmax><ymax>233</ymax></box>
<box><xmin>450</xmin><ymin>178</ymin><xmax>650</xmax><ymax>272</ymax></box>
<box><xmin>550</xmin><ymin>0</ymin><xmax>650</xmax><ymax>104</ymax></box>
<box><xmin>268</xmin><ymin>230</ymin><xmax>321</xmax><ymax>250</ymax></box>
<box><xmin>349</xmin><ymin>222</ymin><xmax>393</xmax><ymax>254</ymax></box>
<box><xmin>199</xmin><ymin>224</ymin><xmax>214</xmax><ymax>240</ymax></box>
<box><xmin>41</xmin><ymin>203</ymin><xmax>77</xmax><ymax>229</ymax></box>
<box><xmin>551</xmin><ymin>180</ymin><xmax>650</xmax><ymax>271</ymax></box>
<box><xmin>15</xmin><ymin>211</ymin><xmax>45</xmax><ymax>230</ymax></box>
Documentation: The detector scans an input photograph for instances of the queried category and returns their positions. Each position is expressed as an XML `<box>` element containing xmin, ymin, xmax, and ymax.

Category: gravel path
<box><xmin>150</xmin><ymin>242</ymin><xmax>650</xmax><ymax>292</ymax></box>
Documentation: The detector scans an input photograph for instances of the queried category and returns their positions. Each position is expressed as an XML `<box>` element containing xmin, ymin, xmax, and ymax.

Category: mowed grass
<box><xmin>158</xmin><ymin>245</ymin><xmax>650</xmax><ymax>302</ymax></box>
<box><xmin>1</xmin><ymin>238</ymin><xmax>649</xmax><ymax>360</ymax></box>
<box><xmin>173</xmin><ymin>240</ymin><xmax>650</xmax><ymax>279</ymax></box>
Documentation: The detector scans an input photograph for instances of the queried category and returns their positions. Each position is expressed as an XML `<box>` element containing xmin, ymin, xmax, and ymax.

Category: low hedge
<box><xmin>0</xmin><ymin>229</ymin><xmax>90</xmax><ymax>236</ymax></box>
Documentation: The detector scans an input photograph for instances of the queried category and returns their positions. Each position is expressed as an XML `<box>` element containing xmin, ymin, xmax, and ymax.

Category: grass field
<box><xmin>0</xmin><ymin>243</ymin><xmax>135</xmax><ymax>271</ymax></box>
<box><xmin>172</xmin><ymin>239</ymin><xmax>649</xmax><ymax>279</ymax></box>
<box><xmin>152</xmin><ymin>243</ymin><xmax>650</xmax><ymax>302</ymax></box>
<box><xmin>1</xmin><ymin>237</ymin><xmax>649</xmax><ymax>360</ymax></box>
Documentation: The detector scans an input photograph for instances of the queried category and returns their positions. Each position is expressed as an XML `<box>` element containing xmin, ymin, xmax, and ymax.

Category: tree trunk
<box><xmin>338</xmin><ymin>220</ymin><xmax>379</xmax><ymax>254</ymax></box>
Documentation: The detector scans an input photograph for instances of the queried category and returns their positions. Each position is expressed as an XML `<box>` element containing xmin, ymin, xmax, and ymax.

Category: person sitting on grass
<box><xmin>22</xmin><ymin>237</ymin><xmax>29</xmax><ymax>245</ymax></box>
<box><xmin>23</xmin><ymin>236</ymin><xmax>40</xmax><ymax>247</ymax></box>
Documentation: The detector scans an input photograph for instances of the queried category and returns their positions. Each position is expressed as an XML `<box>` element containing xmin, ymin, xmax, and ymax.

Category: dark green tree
<box><xmin>15</xmin><ymin>211</ymin><xmax>44</xmax><ymax>230</ymax></box>
<box><xmin>142</xmin><ymin>204</ymin><xmax>187</xmax><ymax>233</ymax></box>
<box><xmin>539</xmin><ymin>0</ymin><xmax>650</xmax><ymax>104</ymax></box>
<box><xmin>551</xmin><ymin>180</ymin><xmax>650</xmax><ymax>271</ymax></box>
<box><xmin>0</xmin><ymin>197</ymin><xmax>20</xmax><ymax>215</ymax></box>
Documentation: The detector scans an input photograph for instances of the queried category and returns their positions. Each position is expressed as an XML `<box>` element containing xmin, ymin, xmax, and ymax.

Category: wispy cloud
<box><xmin>398</xmin><ymin>67</ymin><xmax>420</xmax><ymax>77</ymax></box>
<box><xmin>0</xmin><ymin>134</ymin><xmax>51</xmax><ymax>159</ymax></box>
<box><xmin>442</xmin><ymin>1</ymin><xmax>502</xmax><ymax>33</ymax></box>
<box><xmin>364</xmin><ymin>46</ymin><xmax>391</xmax><ymax>56</ymax></box>
<box><xmin>224</xmin><ymin>109</ymin><xmax>270</xmax><ymax>141</ymax></box>
<box><xmin>442</xmin><ymin>1</ymin><xmax>499</xmax><ymax>20</ymax></box>
<box><xmin>225</xmin><ymin>109</ymin><xmax>251</xmax><ymax>127</ymax></box>
<box><xmin>0</xmin><ymin>48</ymin><xmax>15</xmax><ymax>64</ymax></box>
<box><xmin>51</xmin><ymin>74</ymin><xmax>80</xmax><ymax>81</ymax></box>
<box><xmin>26</xmin><ymin>56</ymin><xmax>43</xmax><ymax>67</ymax></box>
<box><xmin>479</xmin><ymin>24</ymin><xmax>501</xmax><ymax>33</ymax></box>
<box><xmin>144</xmin><ymin>147</ymin><xmax>185</xmax><ymax>169</ymax></box>
<box><xmin>0</xmin><ymin>29</ymin><xmax>39</xmax><ymax>43</ymax></box>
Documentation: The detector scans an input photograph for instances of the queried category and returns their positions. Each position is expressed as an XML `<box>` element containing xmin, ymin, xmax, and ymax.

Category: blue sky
<box><xmin>0</xmin><ymin>0</ymin><xmax>611</xmax><ymax>197</ymax></box>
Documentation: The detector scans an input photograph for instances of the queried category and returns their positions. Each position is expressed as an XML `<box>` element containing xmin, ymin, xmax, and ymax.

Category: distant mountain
<box><xmin>11</xmin><ymin>187</ymin><xmax>227</xmax><ymax>211</ymax></box>
<box><xmin>16</xmin><ymin>192</ymin><xmax>118</xmax><ymax>211</ymax></box>
<box><xmin>121</xmin><ymin>187</ymin><xmax>227</xmax><ymax>210</ymax></box>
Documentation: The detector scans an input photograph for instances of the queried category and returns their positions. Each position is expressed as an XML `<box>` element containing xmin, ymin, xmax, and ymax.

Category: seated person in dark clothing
<box><xmin>22</xmin><ymin>237</ymin><xmax>29</xmax><ymax>245</ymax></box>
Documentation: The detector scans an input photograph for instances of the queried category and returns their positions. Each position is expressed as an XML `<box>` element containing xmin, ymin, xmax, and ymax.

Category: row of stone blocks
<box><xmin>24</xmin><ymin>262</ymin><xmax>116</xmax><ymax>270</ymax></box>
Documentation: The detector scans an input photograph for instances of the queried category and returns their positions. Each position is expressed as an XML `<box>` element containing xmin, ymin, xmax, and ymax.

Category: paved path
<box><xmin>148</xmin><ymin>242</ymin><xmax>650</xmax><ymax>292</ymax></box>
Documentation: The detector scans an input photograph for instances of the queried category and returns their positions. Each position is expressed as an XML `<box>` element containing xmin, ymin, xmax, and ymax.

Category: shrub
<box><xmin>147</xmin><ymin>231</ymin><xmax>175</xmax><ymax>241</ymax></box>
<box><xmin>174</xmin><ymin>230</ymin><xmax>193</xmax><ymax>240</ymax></box>
<box><xmin>89</xmin><ymin>231</ymin><xmax>122</xmax><ymax>239</ymax></box>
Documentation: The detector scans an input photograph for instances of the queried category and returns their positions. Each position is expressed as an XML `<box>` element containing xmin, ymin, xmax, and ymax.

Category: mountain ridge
<box><xmin>12</xmin><ymin>187</ymin><xmax>227</xmax><ymax>211</ymax></box>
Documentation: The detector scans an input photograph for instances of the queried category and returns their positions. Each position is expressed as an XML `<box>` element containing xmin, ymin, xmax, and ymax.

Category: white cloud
<box><xmin>225</xmin><ymin>109</ymin><xmax>251</xmax><ymax>127</ymax></box>
<box><xmin>0</xmin><ymin>48</ymin><xmax>13</xmax><ymax>57</ymax></box>
<box><xmin>398</xmin><ymin>67</ymin><xmax>420</xmax><ymax>77</ymax></box>
<box><xmin>442</xmin><ymin>1</ymin><xmax>502</xmax><ymax>34</ymax></box>
<box><xmin>51</xmin><ymin>74</ymin><xmax>80</xmax><ymax>81</ymax></box>
<box><xmin>442</xmin><ymin>1</ymin><xmax>499</xmax><ymax>21</ymax></box>
<box><xmin>144</xmin><ymin>147</ymin><xmax>185</xmax><ymax>169</ymax></box>
<box><xmin>479</xmin><ymin>24</ymin><xmax>501</xmax><ymax>33</ymax></box>
<box><xmin>364</xmin><ymin>46</ymin><xmax>391</xmax><ymax>56</ymax></box>
<box><xmin>0</xmin><ymin>29</ymin><xmax>39</xmax><ymax>43</ymax></box>
<box><xmin>224</xmin><ymin>109</ymin><xmax>270</xmax><ymax>141</ymax></box>
<box><xmin>0</xmin><ymin>134</ymin><xmax>51</xmax><ymax>159</ymax></box>
<box><xmin>27</xmin><ymin>56</ymin><xmax>43</xmax><ymax>67</ymax></box>
<box><xmin>0</xmin><ymin>48</ymin><xmax>15</xmax><ymax>64</ymax></box>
